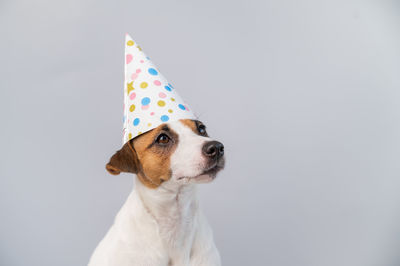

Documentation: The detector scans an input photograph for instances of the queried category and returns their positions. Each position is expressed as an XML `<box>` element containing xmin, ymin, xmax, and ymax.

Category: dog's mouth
<box><xmin>178</xmin><ymin>159</ymin><xmax>225</xmax><ymax>181</ymax></box>
<box><xmin>200</xmin><ymin>164</ymin><xmax>223</xmax><ymax>177</ymax></box>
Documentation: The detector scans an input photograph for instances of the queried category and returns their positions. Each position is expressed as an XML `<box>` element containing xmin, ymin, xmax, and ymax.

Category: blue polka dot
<box><xmin>164</xmin><ymin>85</ymin><xmax>172</xmax><ymax>91</ymax></box>
<box><xmin>148</xmin><ymin>68</ymin><xmax>158</xmax><ymax>75</ymax></box>
<box><xmin>178</xmin><ymin>104</ymin><xmax>186</xmax><ymax>110</ymax></box>
<box><xmin>168</xmin><ymin>83</ymin><xmax>174</xmax><ymax>88</ymax></box>
<box><xmin>141</xmin><ymin>97</ymin><xmax>151</xmax><ymax>105</ymax></box>
<box><xmin>123</xmin><ymin>115</ymin><xmax>126</xmax><ymax>123</ymax></box>
<box><xmin>133</xmin><ymin>118</ymin><xmax>140</xmax><ymax>126</ymax></box>
<box><xmin>160</xmin><ymin>115</ymin><xmax>169</xmax><ymax>122</ymax></box>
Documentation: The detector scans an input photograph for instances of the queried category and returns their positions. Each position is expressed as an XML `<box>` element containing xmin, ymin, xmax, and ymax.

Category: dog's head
<box><xmin>106</xmin><ymin>119</ymin><xmax>225</xmax><ymax>188</ymax></box>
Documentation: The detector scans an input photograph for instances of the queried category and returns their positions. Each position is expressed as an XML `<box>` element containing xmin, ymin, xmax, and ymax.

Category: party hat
<box><xmin>122</xmin><ymin>34</ymin><xmax>196</xmax><ymax>144</ymax></box>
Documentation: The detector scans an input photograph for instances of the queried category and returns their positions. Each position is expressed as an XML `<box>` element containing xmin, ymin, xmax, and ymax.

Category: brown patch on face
<box><xmin>132</xmin><ymin>124</ymin><xmax>179</xmax><ymax>188</ymax></box>
<box><xmin>180</xmin><ymin>119</ymin><xmax>208</xmax><ymax>137</ymax></box>
<box><xmin>180</xmin><ymin>119</ymin><xmax>197</xmax><ymax>133</ymax></box>
<box><xmin>106</xmin><ymin>123</ymin><xmax>179</xmax><ymax>189</ymax></box>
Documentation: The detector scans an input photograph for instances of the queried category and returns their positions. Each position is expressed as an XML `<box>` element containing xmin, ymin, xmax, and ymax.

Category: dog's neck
<box><xmin>134</xmin><ymin>176</ymin><xmax>199</xmax><ymax>223</ymax></box>
<box><xmin>130</xmin><ymin>177</ymin><xmax>200</xmax><ymax>263</ymax></box>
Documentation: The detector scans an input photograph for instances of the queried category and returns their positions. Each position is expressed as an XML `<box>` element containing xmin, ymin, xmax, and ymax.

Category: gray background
<box><xmin>1</xmin><ymin>0</ymin><xmax>400</xmax><ymax>265</ymax></box>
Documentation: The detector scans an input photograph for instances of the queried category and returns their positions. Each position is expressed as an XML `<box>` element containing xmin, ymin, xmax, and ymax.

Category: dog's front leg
<box><xmin>189</xmin><ymin>212</ymin><xmax>222</xmax><ymax>266</ymax></box>
<box><xmin>189</xmin><ymin>247</ymin><xmax>221</xmax><ymax>266</ymax></box>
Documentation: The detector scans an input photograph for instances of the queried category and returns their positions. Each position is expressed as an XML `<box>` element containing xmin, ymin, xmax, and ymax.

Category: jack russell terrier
<box><xmin>88</xmin><ymin>119</ymin><xmax>225</xmax><ymax>266</ymax></box>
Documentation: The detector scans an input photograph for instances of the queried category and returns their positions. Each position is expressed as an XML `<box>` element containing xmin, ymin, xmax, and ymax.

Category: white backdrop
<box><xmin>1</xmin><ymin>0</ymin><xmax>400</xmax><ymax>265</ymax></box>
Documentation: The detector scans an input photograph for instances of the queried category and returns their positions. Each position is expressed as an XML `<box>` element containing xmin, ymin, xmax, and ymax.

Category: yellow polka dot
<box><xmin>140</xmin><ymin>82</ymin><xmax>148</xmax><ymax>88</ymax></box>
<box><xmin>168</xmin><ymin>109</ymin><xmax>173</xmax><ymax>113</ymax></box>
<box><xmin>129</xmin><ymin>104</ymin><xmax>135</xmax><ymax>112</ymax></box>
<box><xmin>128</xmin><ymin>133</ymin><xmax>132</xmax><ymax>139</ymax></box>
<box><xmin>171</xmin><ymin>97</ymin><xmax>175</xmax><ymax>102</ymax></box>
<box><xmin>138</xmin><ymin>132</ymin><xmax>142</xmax><ymax>135</ymax></box>
<box><xmin>157</xmin><ymin>100</ymin><xmax>166</xmax><ymax>107</ymax></box>
<box><xmin>137</xmin><ymin>46</ymin><xmax>142</xmax><ymax>51</ymax></box>
<box><xmin>127</xmin><ymin>40</ymin><xmax>134</xmax><ymax>46</ymax></box>
<box><xmin>147</xmin><ymin>123</ymin><xmax>152</xmax><ymax>127</ymax></box>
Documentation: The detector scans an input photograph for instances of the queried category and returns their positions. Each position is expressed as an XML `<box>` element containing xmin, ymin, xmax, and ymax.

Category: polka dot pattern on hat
<box><xmin>123</xmin><ymin>33</ymin><xmax>195</xmax><ymax>143</ymax></box>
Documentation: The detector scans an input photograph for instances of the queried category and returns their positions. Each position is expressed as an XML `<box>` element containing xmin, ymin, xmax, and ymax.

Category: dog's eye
<box><xmin>198</xmin><ymin>124</ymin><xmax>207</xmax><ymax>136</ymax></box>
<box><xmin>156</xmin><ymin>133</ymin><xmax>170</xmax><ymax>144</ymax></box>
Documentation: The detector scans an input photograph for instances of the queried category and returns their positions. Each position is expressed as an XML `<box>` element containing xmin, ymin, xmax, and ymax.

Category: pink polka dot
<box><xmin>131</xmin><ymin>73</ymin><xmax>138</xmax><ymax>80</ymax></box>
<box><xmin>129</xmin><ymin>92</ymin><xmax>136</xmax><ymax>100</ymax></box>
<box><xmin>141</xmin><ymin>105</ymin><xmax>149</xmax><ymax>110</ymax></box>
<box><xmin>150</xmin><ymin>112</ymin><xmax>155</xmax><ymax>116</ymax></box>
<box><xmin>140</xmin><ymin>60</ymin><xmax>144</xmax><ymax>63</ymax></box>
<box><xmin>184</xmin><ymin>105</ymin><xmax>190</xmax><ymax>111</ymax></box>
<box><xmin>154</xmin><ymin>80</ymin><xmax>161</xmax><ymax>86</ymax></box>
<box><xmin>136</xmin><ymin>69</ymin><xmax>141</xmax><ymax>73</ymax></box>
<box><xmin>159</xmin><ymin>92</ymin><xmax>166</xmax><ymax>98</ymax></box>
<box><xmin>126</xmin><ymin>54</ymin><xmax>133</xmax><ymax>64</ymax></box>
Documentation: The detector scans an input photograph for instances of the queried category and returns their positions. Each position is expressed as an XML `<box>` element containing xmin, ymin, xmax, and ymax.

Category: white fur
<box><xmin>88</xmin><ymin>121</ymin><xmax>222</xmax><ymax>266</ymax></box>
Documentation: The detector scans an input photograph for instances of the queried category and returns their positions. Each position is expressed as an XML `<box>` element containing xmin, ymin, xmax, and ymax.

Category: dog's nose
<box><xmin>202</xmin><ymin>141</ymin><xmax>224</xmax><ymax>159</ymax></box>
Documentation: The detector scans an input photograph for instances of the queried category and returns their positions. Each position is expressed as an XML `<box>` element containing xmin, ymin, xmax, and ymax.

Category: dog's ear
<box><xmin>106</xmin><ymin>141</ymin><xmax>139</xmax><ymax>175</ymax></box>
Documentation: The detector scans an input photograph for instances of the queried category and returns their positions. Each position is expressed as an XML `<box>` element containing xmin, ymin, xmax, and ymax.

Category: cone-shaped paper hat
<box><xmin>123</xmin><ymin>34</ymin><xmax>195</xmax><ymax>144</ymax></box>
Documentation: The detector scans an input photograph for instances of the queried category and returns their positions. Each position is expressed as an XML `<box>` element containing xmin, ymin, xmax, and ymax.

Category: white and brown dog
<box><xmin>88</xmin><ymin>119</ymin><xmax>225</xmax><ymax>266</ymax></box>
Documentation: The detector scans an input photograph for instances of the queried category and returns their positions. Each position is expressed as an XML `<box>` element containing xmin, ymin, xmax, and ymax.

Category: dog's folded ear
<box><xmin>106</xmin><ymin>141</ymin><xmax>139</xmax><ymax>175</ymax></box>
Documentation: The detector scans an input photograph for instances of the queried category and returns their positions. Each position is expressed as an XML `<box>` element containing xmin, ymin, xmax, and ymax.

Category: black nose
<box><xmin>202</xmin><ymin>141</ymin><xmax>224</xmax><ymax>159</ymax></box>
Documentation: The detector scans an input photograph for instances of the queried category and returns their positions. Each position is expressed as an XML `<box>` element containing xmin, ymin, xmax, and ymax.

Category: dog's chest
<box><xmin>159</xmin><ymin>200</ymin><xmax>196</xmax><ymax>242</ymax></box>
<box><xmin>149</xmin><ymin>189</ymin><xmax>198</xmax><ymax>262</ymax></box>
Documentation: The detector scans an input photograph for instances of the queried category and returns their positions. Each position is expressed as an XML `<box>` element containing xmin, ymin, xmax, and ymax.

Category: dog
<box><xmin>88</xmin><ymin>119</ymin><xmax>225</xmax><ymax>266</ymax></box>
